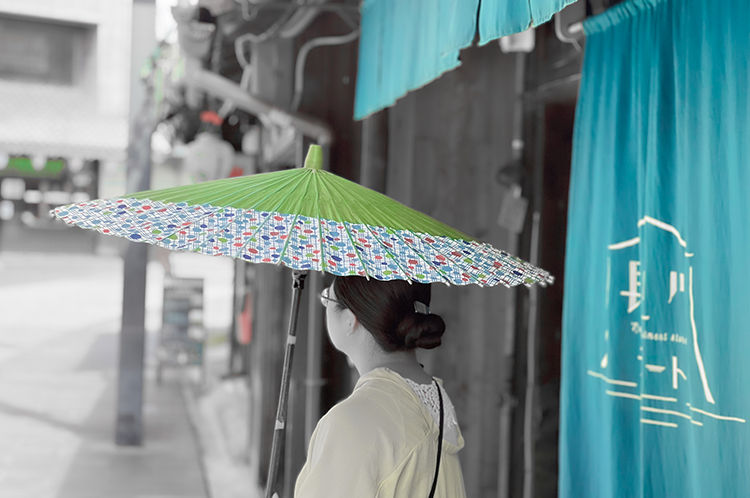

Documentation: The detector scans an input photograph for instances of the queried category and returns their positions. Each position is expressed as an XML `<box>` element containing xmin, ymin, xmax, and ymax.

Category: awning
<box><xmin>354</xmin><ymin>0</ymin><xmax>577</xmax><ymax>120</ymax></box>
<box><xmin>0</xmin><ymin>80</ymin><xmax>128</xmax><ymax>162</ymax></box>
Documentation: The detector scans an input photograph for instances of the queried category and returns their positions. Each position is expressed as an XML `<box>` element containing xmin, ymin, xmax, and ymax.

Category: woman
<box><xmin>295</xmin><ymin>276</ymin><xmax>467</xmax><ymax>498</ymax></box>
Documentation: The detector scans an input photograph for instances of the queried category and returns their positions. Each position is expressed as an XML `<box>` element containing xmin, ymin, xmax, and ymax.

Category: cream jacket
<box><xmin>295</xmin><ymin>368</ymin><xmax>467</xmax><ymax>498</ymax></box>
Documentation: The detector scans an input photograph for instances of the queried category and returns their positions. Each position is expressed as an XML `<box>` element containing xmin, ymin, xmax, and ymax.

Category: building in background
<box><xmin>0</xmin><ymin>1</ymin><xmax>605</xmax><ymax>497</ymax></box>
<box><xmin>0</xmin><ymin>0</ymin><xmax>132</xmax><ymax>252</ymax></box>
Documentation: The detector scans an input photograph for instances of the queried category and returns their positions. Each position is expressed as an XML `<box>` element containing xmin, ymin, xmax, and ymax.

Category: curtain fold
<box><xmin>560</xmin><ymin>0</ymin><xmax>750</xmax><ymax>497</ymax></box>
<box><xmin>354</xmin><ymin>0</ymin><xmax>575</xmax><ymax>120</ymax></box>
<box><xmin>354</xmin><ymin>0</ymin><xmax>476</xmax><ymax>120</ymax></box>
<box><xmin>477</xmin><ymin>0</ymin><xmax>578</xmax><ymax>44</ymax></box>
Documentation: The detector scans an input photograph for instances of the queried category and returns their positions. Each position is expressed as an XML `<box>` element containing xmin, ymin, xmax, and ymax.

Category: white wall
<box><xmin>0</xmin><ymin>0</ymin><xmax>133</xmax><ymax>164</ymax></box>
<box><xmin>0</xmin><ymin>0</ymin><xmax>133</xmax><ymax>118</ymax></box>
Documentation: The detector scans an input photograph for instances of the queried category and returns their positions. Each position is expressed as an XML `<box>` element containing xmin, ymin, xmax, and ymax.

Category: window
<box><xmin>0</xmin><ymin>15</ymin><xmax>94</xmax><ymax>85</ymax></box>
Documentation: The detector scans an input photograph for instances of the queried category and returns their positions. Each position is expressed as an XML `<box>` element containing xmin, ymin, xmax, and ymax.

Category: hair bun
<box><xmin>333</xmin><ymin>277</ymin><xmax>444</xmax><ymax>352</ymax></box>
<box><xmin>399</xmin><ymin>313</ymin><xmax>446</xmax><ymax>350</ymax></box>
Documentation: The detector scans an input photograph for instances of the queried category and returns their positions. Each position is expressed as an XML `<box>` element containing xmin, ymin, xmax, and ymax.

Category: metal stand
<box><xmin>265</xmin><ymin>269</ymin><xmax>308</xmax><ymax>498</ymax></box>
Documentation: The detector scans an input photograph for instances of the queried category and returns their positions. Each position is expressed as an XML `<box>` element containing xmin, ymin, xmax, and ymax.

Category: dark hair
<box><xmin>332</xmin><ymin>276</ymin><xmax>446</xmax><ymax>352</ymax></box>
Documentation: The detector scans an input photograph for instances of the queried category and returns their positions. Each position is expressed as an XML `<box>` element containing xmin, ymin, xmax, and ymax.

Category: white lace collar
<box><xmin>402</xmin><ymin>377</ymin><xmax>458</xmax><ymax>429</ymax></box>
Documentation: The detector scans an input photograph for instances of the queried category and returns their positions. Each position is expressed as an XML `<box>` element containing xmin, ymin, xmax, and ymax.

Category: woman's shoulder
<box><xmin>352</xmin><ymin>369</ymin><xmax>428</xmax><ymax>412</ymax></box>
<box><xmin>321</xmin><ymin>369</ymin><xmax>430</xmax><ymax>437</ymax></box>
<box><xmin>355</xmin><ymin>367</ymin><xmax>413</xmax><ymax>392</ymax></box>
<box><xmin>333</xmin><ymin>370</ymin><xmax>413</xmax><ymax>413</ymax></box>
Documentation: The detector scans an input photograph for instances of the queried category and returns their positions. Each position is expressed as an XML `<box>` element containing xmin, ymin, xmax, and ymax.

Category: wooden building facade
<box><xmin>219</xmin><ymin>6</ymin><xmax>588</xmax><ymax>498</ymax></box>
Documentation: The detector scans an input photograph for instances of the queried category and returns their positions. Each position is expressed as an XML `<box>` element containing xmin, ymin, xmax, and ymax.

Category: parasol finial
<box><xmin>304</xmin><ymin>144</ymin><xmax>323</xmax><ymax>170</ymax></box>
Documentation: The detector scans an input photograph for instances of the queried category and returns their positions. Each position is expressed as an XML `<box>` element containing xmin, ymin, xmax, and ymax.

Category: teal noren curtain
<box><xmin>560</xmin><ymin>0</ymin><xmax>750</xmax><ymax>497</ymax></box>
<box><xmin>354</xmin><ymin>0</ymin><xmax>575</xmax><ymax>120</ymax></box>
<box><xmin>478</xmin><ymin>0</ymin><xmax>577</xmax><ymax>43</ymax></box>
<box><xmin>354</xmin><ymin>0</ymin><xmax>477</xmax><ymax>120</ymax></box>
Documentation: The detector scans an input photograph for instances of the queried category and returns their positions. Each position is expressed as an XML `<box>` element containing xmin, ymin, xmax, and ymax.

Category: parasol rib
<box><xmin>312</xmin><ymin>170</ymin><xmax>328</xmax><ymax>274</ymax></box>
<box><xmin>235</xmin><ymin>170</ymin><xmax>312</xmax><ymax>213</ymax></box>
<box><xmin>359</xmin><ymin>225</ymin><xmax>417</xmax><ymax>282</ymax></box>
<box><xmin>340</xmin><ymin>221</ymin><xmax>375</xmax><ymax>280</ymax></box>
<box><xmin>316</xmin><ymin>170</ymin><xmax>459</xmax><ymax>284</ymax></box>
<box><xmin>387</xmin><ymin>229</ymin><xmax>468</xmax><ymax>285</ymax></box>
<box><xmin>316</xmin><ymin>186</ymin><xmax>376</xmax><ymax>280</ymax></box>
<box><xmin>274</xmin><ymin>212</ymin><xmax>300</xmax><ymax>266</ymax></box>
<box><xmin>415</xmin><ymin>236</ymin><xmax>491</xmax><ymax>286</ymax></box>
<box><xmin>314</xmin><ymin>169</ymin><xmax>473</xmax><ymax>240</ymax></box>
<box><xmin>116</xmin><ymin>201</ymin><xmax>219</xmax><ymax>250</ymax></box>
<box><xmin>322</xmin><ymin>175</ymin><xmax>418</xmax><ymax>282</ymax></box>
<box><xmin>318</xmin><ymin>175</ymin><xmax>377</xmax><ymax>279</ymax></box>
<box><xmin>131</xmin><ymin>168</ymin><xmax>300</xmax><ymax>207</ymax></box>
<box><xmin>361</xmin><ymin>223</ymin><xmax>452</xmax><ymax>285</ymax></box>
<box><xmin>230</xmin><ymin>171</ymin><xmax>315</xmax><ymax>261</ymax></box>
<box><xmin>323</xmin><ymin>175</ymin><xmax>455</xmax><ymax>284</ymax></box>
<box><xmin>141</xmin><ymin>172</ymin><xmax>312</xmax><ymax>260</ymax></box>
<box><xmin>144</xmin><ymin>206</ymin><xmax>232</xmax><ymax>255</ymax></box>
<box><xmin>270</xmin><ymin>175</ymin><xmax>315</xmax><ymax>265</ymax></box>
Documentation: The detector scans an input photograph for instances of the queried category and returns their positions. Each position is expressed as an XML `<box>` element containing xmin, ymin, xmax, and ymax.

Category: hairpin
<box><xmin>414</xmin><ymin>301</ymin><xmax>430</xmax><ymax>314</ymax></box>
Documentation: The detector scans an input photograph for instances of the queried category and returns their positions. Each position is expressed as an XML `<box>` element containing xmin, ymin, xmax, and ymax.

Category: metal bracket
<box><xmin>292</xmin><ymin>269</ymin><xmax>308</xmax><ymax>290</ymax></box>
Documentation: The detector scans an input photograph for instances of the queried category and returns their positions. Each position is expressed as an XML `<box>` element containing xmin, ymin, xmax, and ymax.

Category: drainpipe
<box><xmin>523</xmin><ymin>90</ymin><xmax>545</xmax><ymax>498</ymax></box>
<box><xmin>497</xmin><ymin>51</ymin><xmax>527</xmax><ymax>498</ymax></box>
<box><xmin>304</xmin><ymin>269</ymin><xmax>325</xmax><ymax>444</ymax></box>
<box><xmin>523</xmin><ymin>210</ymin><xmax>541</xmax><ymax>498</ymax></box>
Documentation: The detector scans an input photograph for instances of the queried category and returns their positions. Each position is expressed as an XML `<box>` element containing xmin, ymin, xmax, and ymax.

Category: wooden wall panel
<box><xmin>385</xmin><ymin>43</ymin><xmax>521</xmax><ymax>498</ymax></box>
<box><xmin>249</xmin><ymin>264</ymin><xmax>290</xmax><ymax>486</ymax></box>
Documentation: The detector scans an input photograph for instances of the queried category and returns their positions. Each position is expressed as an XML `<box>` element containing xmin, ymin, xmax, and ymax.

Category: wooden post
<box><xmin>115</xmin><ymin>0</ymin><xmax>155</xmax><ymax>446</ymax></box>
<box><xmin>360</xmin><ymin>110</ymin><xmax>388</xmax><ymax>193</ymax></box>
<box><xmin>249</xmin><ymin>263</ymin><xmax>288</xmax><ymax>483</ymax></box>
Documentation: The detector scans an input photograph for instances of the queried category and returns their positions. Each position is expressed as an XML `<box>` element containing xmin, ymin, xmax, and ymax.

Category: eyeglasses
<box><xmin>319</xmin><ymin>286</ymin><xmax>343</xmax><ymax>308</ymax></box>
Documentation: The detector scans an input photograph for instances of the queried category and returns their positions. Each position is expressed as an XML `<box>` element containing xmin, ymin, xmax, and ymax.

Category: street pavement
<box><xmin>0</xmin><ymin>252</ymin><xmax>208</xmax><ymax>498</ymax></box>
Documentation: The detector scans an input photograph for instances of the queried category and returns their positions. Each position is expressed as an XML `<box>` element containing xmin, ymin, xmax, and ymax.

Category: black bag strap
<box><xmin>428</xmin><ymin>379</ymin><xmax>444</xmax><ymax>498</ymax></box>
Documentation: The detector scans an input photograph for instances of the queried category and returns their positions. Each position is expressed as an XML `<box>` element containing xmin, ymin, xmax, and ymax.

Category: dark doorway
<box><xmin>534</xmin><ymin>101</ymin><xmax>575</xmax><ymax>498</ymax></box>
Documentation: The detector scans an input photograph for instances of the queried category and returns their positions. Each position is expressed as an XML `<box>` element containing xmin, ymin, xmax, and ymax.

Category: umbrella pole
<box><xmin>265</xmin><ymin>269</ymin><xmax>308</xmax><ymax>498</ymax></box>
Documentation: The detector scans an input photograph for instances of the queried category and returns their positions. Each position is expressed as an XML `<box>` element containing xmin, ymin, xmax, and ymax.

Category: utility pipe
<box><xmin>523</xmin><ymin>101</ymin><xmax>546</xmax><ymax>498</ymax></box>
<box><xmin>291</xmin><ymin>29</ymin><xmax>360</xmax><ymax>111</ymax></box>
<box><xmin>497</xmin><ymin>52</ymin><xmax>527</xmax><ymax>498</ymax></box>
<box><xmin>304</xmin><ymin>271</ymin><xmax>325</xmax><ymax>444</ymax></box>
<box><xmin>568</xmin><ymin>21</ymin><xmax>583</xmax><ymax>34</ymax></box>
<box><xmin>184</xmin><ymin>58</ymin><xmax>334</xmax><ymax>146</ymax></box>
<box><xmin>523</xmin><ymin>211</ymin><xmax>541</xmax><ymax>498</ymax></box>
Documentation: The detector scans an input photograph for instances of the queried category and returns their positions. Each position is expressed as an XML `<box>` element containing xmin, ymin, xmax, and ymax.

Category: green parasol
<box><xmin>52</xmin><ymin>144</ymin><xmax>552</xmax><ymax>496</ymax></box>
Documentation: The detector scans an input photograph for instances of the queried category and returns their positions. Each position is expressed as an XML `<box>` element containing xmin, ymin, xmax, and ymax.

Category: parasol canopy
<box><xmin>52</xmin><ymin>146</ymin><xmax>552</xmax><ymax>288</ymax></box>
<box><xmin>50</xmin><ymin>144</ymin><xmax>552</xmax><ymax>498</ymax></box>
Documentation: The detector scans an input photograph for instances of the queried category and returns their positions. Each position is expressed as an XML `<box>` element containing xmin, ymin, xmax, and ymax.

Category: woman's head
<box><xmin>330</xmin><ymin>276</ymin><xmax>446</xmax><ymax>352</ymax></box>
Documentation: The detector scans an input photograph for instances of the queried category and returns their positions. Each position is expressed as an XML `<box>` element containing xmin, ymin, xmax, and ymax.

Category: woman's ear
<box><xmin>345</xmin><ymin>312</ymin><xmax>359</xmax><ymax>336</ymax></box>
